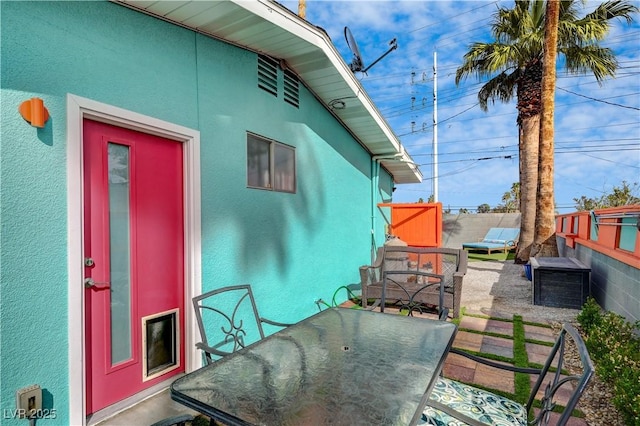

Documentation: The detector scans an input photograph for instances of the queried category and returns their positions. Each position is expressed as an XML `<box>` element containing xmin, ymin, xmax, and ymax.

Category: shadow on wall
<box><xmin>207</xmin><ymin>121</ymin><xmax>373</xmax><ymax>277</ymax></box>
<box><xmin>207</xmin><ymin>130</ymin><xmax>325</xmax><ymax>275</ymax></box>
<box><xmin>443</xmin><ymin>213</ymin><xmax>521</xmax><ymax>249</ymax></box>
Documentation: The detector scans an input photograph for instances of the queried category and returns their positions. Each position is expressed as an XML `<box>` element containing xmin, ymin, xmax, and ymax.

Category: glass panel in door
<box><xmin>108</xmin><ymin>142</ymin><xmax>132</xmax><ymax>365</ymax></box>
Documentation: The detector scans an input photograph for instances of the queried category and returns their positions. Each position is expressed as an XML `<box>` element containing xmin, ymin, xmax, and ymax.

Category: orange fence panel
<box><xmin>379</xmin><ymin>202</ymin><xmax>442</xmax><ymax>247</ymax></box>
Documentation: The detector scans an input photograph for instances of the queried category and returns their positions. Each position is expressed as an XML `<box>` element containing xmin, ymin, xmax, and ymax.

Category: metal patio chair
<box><xmin>381</xmin><ymin>270</ymin><xmax>449</xmax><ymax>320</ymax></box>
<box><xmin>192</xmin><ymin>284</ymin><xmax>292</xmax><ymax>364</ymax></box>
<box><xmin>188</xmin><ymin>285</ymin><xmax>307</xmax><ymax>426</ymax></box>
<box><xmin>423</xmin><ymin>323</ymin><xmax>594</xmax><ymax>426</ymax></box>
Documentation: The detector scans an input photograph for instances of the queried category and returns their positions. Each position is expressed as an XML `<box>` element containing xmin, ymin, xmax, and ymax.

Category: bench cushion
<box><xmin>483</xmin><ymin>239</ymin><xmax>507</xmax><ymax>244</ymax></box>
<box><xmin>422</xmin><ymin>377</ymin><xmax>527</xmax><ymax>426</ymax></box>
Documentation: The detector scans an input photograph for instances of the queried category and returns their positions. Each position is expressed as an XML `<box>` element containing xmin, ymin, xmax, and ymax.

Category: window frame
<box><xmin>246</xmin><ymin>133</ymin><xmax>296</xmax><ymax>194</ymax></box>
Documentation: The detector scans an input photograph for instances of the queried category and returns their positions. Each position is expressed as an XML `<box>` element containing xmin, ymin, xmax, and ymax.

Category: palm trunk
<box><xmin>515</xmin><ymin>115</ymin><xmax>539</xmax><ymax>264</ymax></box>
<box><xmin>514</xmin><ymin>57</ymin><xmax>543</xmax><ymax>264</ymax></box>
<box><xmin>531</xmin><ymin>0</ymin><xmax>560</xmax><ymax>258</ymax></box>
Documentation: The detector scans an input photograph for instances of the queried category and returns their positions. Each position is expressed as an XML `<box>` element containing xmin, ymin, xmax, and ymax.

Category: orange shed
<box><xmin>379</xmin><ymin>202</ymin><xmax>442</xmax><ymax>247</ymax></box>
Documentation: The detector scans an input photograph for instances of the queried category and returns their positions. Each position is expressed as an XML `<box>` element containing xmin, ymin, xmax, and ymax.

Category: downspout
<box><xmin>371</xmin><ymin>153</ymin><xmax>402</xmax><ymax>263</ymax></box>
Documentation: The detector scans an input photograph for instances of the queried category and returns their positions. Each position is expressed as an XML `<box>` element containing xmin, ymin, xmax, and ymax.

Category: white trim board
<box><xmin>66</xmin><ymin>94</ymin><xmax>202</xmax><ymax>425</ymax></box>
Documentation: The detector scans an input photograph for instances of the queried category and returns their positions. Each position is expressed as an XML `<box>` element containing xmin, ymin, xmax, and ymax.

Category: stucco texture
<box><xmin>1</xmin><ymin>1</ymin><xmax>391</xmax><ymax>422</ymax></box>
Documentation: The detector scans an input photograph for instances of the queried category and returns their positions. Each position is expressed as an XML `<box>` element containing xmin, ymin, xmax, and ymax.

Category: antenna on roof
<box><xmin>344</xmin><ymin>26</ymin><xmax>397</xmax><ymax>74</ymax></box>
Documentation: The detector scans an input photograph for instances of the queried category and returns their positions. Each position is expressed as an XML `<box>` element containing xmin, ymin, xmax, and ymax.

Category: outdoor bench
<box><xmin>359</xmin><ymin>246</ymin><xmax>467</xmax><ymax>318</ymax></box>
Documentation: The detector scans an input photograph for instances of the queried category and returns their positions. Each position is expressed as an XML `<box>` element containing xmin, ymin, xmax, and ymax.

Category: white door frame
<box><xmin>66</xmin><ymin>94</ymin><xmax>201</xmax><ymax>425</ymax></box>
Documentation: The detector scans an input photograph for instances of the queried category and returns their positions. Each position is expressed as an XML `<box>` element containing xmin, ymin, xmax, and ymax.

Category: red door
<box><xmin>83</xmin><ymin>119</ymin><xmax>185</xmax><ymax>414</ymax></box>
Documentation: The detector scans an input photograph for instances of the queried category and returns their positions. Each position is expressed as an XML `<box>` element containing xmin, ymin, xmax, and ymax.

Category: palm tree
<box><xmin>503</xmin><ymin>182</ymin><xmax>520</xmax><ymax>213</ymax></box>
<box><xmin>533</xmin><ymin>0</ymin><xmax>560</xmax><ymax>258</ymax></box>
<box><xmin>455</xmin><ymin>0</ymin><xmax>638</xmax><ymax>263</ymax></box>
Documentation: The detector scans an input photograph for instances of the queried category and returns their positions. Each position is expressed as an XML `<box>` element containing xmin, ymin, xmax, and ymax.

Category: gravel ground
<box><xmin>463</xmin><ymin>260</ymin><xmax>624</xmax><ymax>425</ymax></box>
<box><xmin>461</xmin><ymin>259</ymin><xmax>581</xmax><ymax>323</ymax></box>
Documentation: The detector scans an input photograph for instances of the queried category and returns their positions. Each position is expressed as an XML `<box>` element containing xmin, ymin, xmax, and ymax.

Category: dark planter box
<box><xmin>531</xmin><ymin>257</ymin><xmax>591</xmax><ymax>309</ymax></box>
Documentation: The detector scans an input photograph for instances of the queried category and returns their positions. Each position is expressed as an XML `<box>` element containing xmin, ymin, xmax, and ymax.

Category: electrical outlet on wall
<box><xmin>16</xmin><ymin>385</ymin><xmax>41</xmax><ymax>418</ymax></box>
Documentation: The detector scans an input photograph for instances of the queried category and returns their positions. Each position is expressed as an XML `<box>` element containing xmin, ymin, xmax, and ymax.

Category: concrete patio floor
<box><xmin>92</xmin><ymin>388</ymin><xmax>199</xmax><ymax>426</ymax></box>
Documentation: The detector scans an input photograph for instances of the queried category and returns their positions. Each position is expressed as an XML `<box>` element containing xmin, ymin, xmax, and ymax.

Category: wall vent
<box><xmin>258</xmin><ymin>55</ymin><xmax>278</xmax><ymax>96</ymax></box>
<box><xmin>283</xmin><ymin>69</ymin><xmax>299</xmax><ymax>108</ymax></box>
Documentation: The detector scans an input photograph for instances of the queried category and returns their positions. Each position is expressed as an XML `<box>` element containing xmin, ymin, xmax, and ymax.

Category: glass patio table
<box><xmin>171</xmin><ymin>307</ymin><xmax>457</xmax><ymax>425</ymax></box>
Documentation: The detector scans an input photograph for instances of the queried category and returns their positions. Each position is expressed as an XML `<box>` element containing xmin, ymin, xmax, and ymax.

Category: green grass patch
<box><xmin>461</xmin><ymin>312</ymin><xmax>512</xmax><ymax>322</ymax></box>
<box><xmin>524</xmin><ymin>338</ymin><xmax>554</xmax><ymax>347</ymax></box>
<box><xmin>451</xmin><ymin>348</ymin><xmax>514</xmax><ymax>365</ymax></box>
<box><xmin>451</xmin><ymin>316</ymin><xmax>462</xmax><ymax>326</ymax></box>
<box><xmin>511</xmin><ymin>315</ymin><xmax>531</xmax><ymax>405</ymax></box>
<box><xmin>466</xmin><ymin>251</ymin><xmax>516</xmax><ymax>262</ymax></box>
<box><xmin>521</xmin><ymin>320</ymin><xmax>553</xmax><ymax>329</ymax></box>
<box><xmin>458</xmin><ymin>328</ymin><xmax>512</xmax><ymax>340</ymax></box>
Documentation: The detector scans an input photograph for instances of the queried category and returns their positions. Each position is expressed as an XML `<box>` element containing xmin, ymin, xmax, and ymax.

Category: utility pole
<box><xmin>298</xmin><ymin>0</ymin><xmax>306</xmax><ymax>19</ymax></box>
<box><xmin>433</xmin><ymin>51</ymin><xmax>439</xmax><ymax>202</ymax></box>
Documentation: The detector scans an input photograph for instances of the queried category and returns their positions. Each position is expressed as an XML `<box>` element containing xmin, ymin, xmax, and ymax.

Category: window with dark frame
<box><xmin>247</xmin><ymin>133</ymin><xmax>296</xmax><ymax>193</ymax></box>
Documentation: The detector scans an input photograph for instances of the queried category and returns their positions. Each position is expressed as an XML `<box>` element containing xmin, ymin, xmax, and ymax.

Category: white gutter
<box><xmin>370</xmin><ymin>153</ymin><xmax>404</xmax><ymax>261</ymax></box>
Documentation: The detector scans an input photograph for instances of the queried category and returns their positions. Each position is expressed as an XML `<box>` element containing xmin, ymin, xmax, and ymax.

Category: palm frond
<box><xmin>455</xmin><ymin>42</ymin><xmax>522</xmax><ymax>85</ymax></box>
<box><xmin>558</xmin><ymin>0</ymin><xmax>582</xmax><ymax>23</ymax></box>
<box><xmin>477</xmin><ymin>71</ymin><xmax>519</xmax><ymax>112</ymax></box>
<box><xmin>561</xmin><ymin>18</ymin><xmax>609</xmax><ymax>43</ymax></box>
<box><xmin>586</xmin><ymin>0</ymin><xmax>639</xmax><ymax>24</ymax></box>
<box><xmin>562</xmin><ymin>45</ymin><xmax>617</xmax><ymax>82</ymax></box>
<box><xmin>456</xmin><ymin>0</ymin><xmax>635</xmax><ymax>106</ymax></box>
<box><xmin>530</xmin><ymin>0</ymin><xmax>546</xmax><ymax>28</ymax></box>
<box><xmin>495</xmin><ymin>2</ymin><xmax>537</xmax><ymax>41</ymax></box>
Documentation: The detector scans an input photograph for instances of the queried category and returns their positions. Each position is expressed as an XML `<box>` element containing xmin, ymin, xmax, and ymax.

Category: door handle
<box><xmin>84</xmin><ymin>278</ymin><xmax>110</xmax><ymax>289</ymax></box>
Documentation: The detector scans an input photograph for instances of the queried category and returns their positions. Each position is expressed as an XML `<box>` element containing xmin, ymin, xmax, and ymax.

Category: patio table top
<box><xmin>171</xmin><ymin>307</ymin><xmax>457</xmax><ymax>425</ymax></box>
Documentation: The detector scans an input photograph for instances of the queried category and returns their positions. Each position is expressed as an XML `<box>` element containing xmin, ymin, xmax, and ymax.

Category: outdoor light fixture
<box><xmin>19</xmin><ymin>97</ymin><xmax>49</xmax><ymax>128</ymax></box>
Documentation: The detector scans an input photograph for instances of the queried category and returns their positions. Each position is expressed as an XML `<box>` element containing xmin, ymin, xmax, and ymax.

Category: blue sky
<box><xmin>280</xmin><ymin>0</ymin><xmax>640</xmax><ymax>213</ymax></box>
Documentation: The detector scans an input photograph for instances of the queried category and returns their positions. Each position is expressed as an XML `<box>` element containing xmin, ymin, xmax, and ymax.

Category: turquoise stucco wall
<box><xmin>1</xmin><ymin>1</ymin><xmax>391</xmax><ymax>423</ymax></box>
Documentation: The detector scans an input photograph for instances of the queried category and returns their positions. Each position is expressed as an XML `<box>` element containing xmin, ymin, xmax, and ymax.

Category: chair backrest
<box><xmin>382</xmin><ymin>246</ymin><xmax>466</xmax><ymax>290</ymax></box>
<box><xmin>526</xmin><ymin>323</ymin><xmax>594</xmax><ymax>425</ymax></box>
<box><xmin>497</xmin><ymin>227</ymin><xmax>520</xmax><ymax>243</ymax></box>
<box><xmin>483</xmin><ymin>227</ymin><xmax>504</xmax><ymax>241</ymax></box>
<box><xmin>481</xmin><ymin>227</ymin><xmax>520</xmax><ymax>243</ymax></box>
<box><xmin>192</xmin><ymin>284</ymin><xmax>266</xmax><ymax>364</ymax></box>
<box><xmin>382</xmin><ymin>270</ymin><xmax>447</xmax><ymax>318</ymax></box>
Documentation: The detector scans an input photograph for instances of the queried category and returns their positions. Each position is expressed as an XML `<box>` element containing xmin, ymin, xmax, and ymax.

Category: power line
<box><xmin>370</xmin><ymin>74</ymin><xmax>640</xmax><ymax>128</ymax></box>
<box><xmin>402</xmin><ymin>122</ymin><xmax>640</xmax><ymax>149</ymax></box>
<box><xmin>410</xmin><ymin>146</ymin><xmax>638</xmax><ymax>170</ymax></box>
<box><xmin>406</xmin><ymin>2</ymin><xmax>498</xmax><ymax>34</ymax></box>
<box><xmin>579</xmin><ymin>153</ymin><xmax>640</xmax><ymax>169</ymax></box>
<box><xmin>557</xmin><ymin>87</ymin><xmax>640</xmax><ymax>110</ymax></box>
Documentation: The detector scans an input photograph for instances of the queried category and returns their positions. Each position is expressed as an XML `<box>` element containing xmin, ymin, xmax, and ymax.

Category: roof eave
<box><xmin>114</xmin><ymin>0</ymin><xmax>422</xmax><ymax>184</ymax></box>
